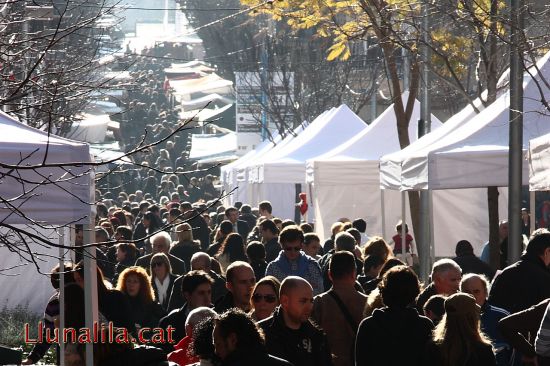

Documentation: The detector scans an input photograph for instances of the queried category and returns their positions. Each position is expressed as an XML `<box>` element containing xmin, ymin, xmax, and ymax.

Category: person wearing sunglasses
<box><xmin>250</xmin><ymin>276</ymin><xmax>281</xmax><ymax>322</ymax></box>
<box><xmin>150</xmin><ymin>253</ymin><xmax>177</xmax><ymax>311</ymax></box>
<box><xmin>265</xmin><ymin>225</ymin><xmax>324</xmax><ymax>295</ymax></box>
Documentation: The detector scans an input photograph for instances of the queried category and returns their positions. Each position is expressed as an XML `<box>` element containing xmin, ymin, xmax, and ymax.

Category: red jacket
<box><xmin>167</xmin><ymin>335</ymin><xmax>198</xmax><ymax>366</ymax></box>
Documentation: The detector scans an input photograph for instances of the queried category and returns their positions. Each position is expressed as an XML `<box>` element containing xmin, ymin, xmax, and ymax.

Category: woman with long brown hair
<box><xmin>423</xmin><ymin>292</ymin><xmax>496</xmax><ymax>366</ymax></box>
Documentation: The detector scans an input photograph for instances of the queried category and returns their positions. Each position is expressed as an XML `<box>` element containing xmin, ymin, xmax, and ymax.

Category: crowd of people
<box><xmin>20</xmin><ymin>190</ymin><xmax>550</xmax><ymax>365</ymax></box>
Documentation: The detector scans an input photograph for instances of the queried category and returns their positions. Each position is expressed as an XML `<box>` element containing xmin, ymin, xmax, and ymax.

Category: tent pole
<box><xmin>429</xmin><ymin>190</ymin><xmax>435</xmax><ymax>270</ymax></box>
<box><xmin>58</xmin><ymin>227</ymin><xmax>66</xmax><ymax>366</ymax></box>
<box><xmin>530</xmin><ymin>191</ymin><xmax>536</xmax><ymax>235</ymax></box>
<box><xmin>401</xmin><ymin>191</ymin><xmax>406</xmax><ymax>259</ymax></box>
<box><xmin>83</xmin><ymin>222</ymin><xmax>98</xmax><ymax>366</ymax></box>
<box><xmin>381</xmin><ymin>189</ymin><xmax>387</xmax><ymax>240</ymax></box>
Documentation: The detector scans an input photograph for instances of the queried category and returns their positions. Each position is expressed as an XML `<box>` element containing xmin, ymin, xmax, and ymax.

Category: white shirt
<box><xmin>154</xmin><ymin>276</ymin><xmax>170</xmax><ymax>305</ymax></box>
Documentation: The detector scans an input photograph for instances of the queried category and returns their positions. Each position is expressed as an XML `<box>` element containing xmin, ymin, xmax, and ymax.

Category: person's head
<box><xmin>50</xmin><ymin>263</ymin><xmax>74</xmax><ymax>290</ymax></box>
<box><xmin>423</xmin><ymin>295</ymin><xmax>446</xmax><ymax>325</ymax></box>
<box><xmin>176</xmin><ymin>222</ymin><xmax>193</xmax><ymax>242</ymax></box>
<box><xmin>329</xmin><ymin>251</ymin><xmax>357</xmax><ymax>285</ymax></box>
<box><xmin>218</xmin><ymin>220</ymin><xmax>234</xmax><ymax>237</ymax></box>
<box><xmin>379</xmin><ymin>265</ymin><xmax>420</xmax><ymax>308</ymax></box>
<box><xmin>334</xmin><ymin>231</ymin><xmax>356</xmax><ymax>253</ymax></box>
<box><xmin>460</xmin><ymin>273</ymin><xmax>490</xmax><ymax>306</ymax></box>
<box><xmin>299</xmin><ymin>223</ymin><xmax>313</xmax><ymax>234</ymax></box>
<box><xmin>116</xmin><ymin>242</ymin><xmax>138</xmax><ymax>263</ymax></box>
<box><xmin>213</xmin><ymin>309</ymin><xmax>266</xmax><ymax>360</ymax></box>
<box><xmin>499</xmin><ymin>220</ymin><xmax>509</xmax><ymax>240</ymax></box>
<box><xmin>225</xmin><ymin>207</ymin><xmax>239</xmax><ymax>224</ymax></box>
<box><xmin>363</xmin><ymin>236</ymin><xmax>392</xmax><ymax>263</ymax></box>
<box><xmin>251</xmin><ymin>276</ymin><xmax>280</xmax><ymax>321</ymax></box>
<box><xmin>226</xmin><ymin>261</ymin><xmax>256</xmax><ymax>310</ymax></box>
<box><xmin>363</xmin><ymin>254</ymin><xmax>385</xmax><ymax>278</ymax></box>
<box><xmin>455</xmin><ymin>240</ymin><xmax>474</xmax><ymax>257</ymax></box>
<box><xmin>115</xmin><ymin>226</ymin><xmax>133</xmax><ymax>242</ymax></box>
<box><xmin>184</xmin><ymin>307</ymin><xmax>217</xmax><ymax>341</ymax></box>
<box><xmin>240</xmin><ymin>204</ymin><xmax>252</xmax><ymax>215</ymax></box>
<box><xmin>526</xmin><ymin>229</ymin><xmax>550</xmax><ymax>266</ymax></box>
<box><xmin>303</xmin><ymin>233</ymin><xmax>321</xmax><ymax>258</ymax></box>
<box><xmin>181</xmin><ymin>270</ymin><xmax>214</xmax><ymax>310</ymax></box>
<box><xmin>151</xmin><ymin>231</ymin><xmax>171</xmax><ymax>254</ymax></box>
<box><xmin>279</xmin><ymin>225</ymin><xmax>304</xmax><ymax>261</ymax></box>
<box><xmin>352</xmin><ymin>218</ymin><xmax>367</xmax><ymax>234</ymax></box>
<box><xmin>258</xmin><ymin>201</ymin><xmax>272</xmax><ymax>217</ymax></box>
<box><xmin>281</xmin><ymin>219</ymin><xmax>296</xmax><ymax>229</ymax></box>
<box><xmin>95</xmin><ymin>226</ymin><xmax>110</xmax><ymax>244</ymax></box>
<box><xmin>279</xmin><ymin>276</ymin><xmax>314</xmax><ymax>329</ymax></box>
<box><xmin>259</xmin><ymin>219</ymin><xmax>279</xmax><ymax>241</ymax></box>
<box><xmin>218</xmin><ymin>233</ymin><xmax>246</xmax><ymax>261</ymax></box>
<box><xmin>191</xmin><ymin>317</ymin><xmax>216</xmax><ymax>361</ymax></box>
<box><xmin>433</xmin><ymin>293</ymin><xmax>489</xmax><ymax>363</ymax></box>
<box><xmin>246</xmin><ymin>241</ymin><xmax>266</xmax><ymax>263</ymax></box>
<box><xmin>346</xmin><ymin>228</ymin><xmax>361</xmax><ymax>246</ymax></box>
<box><xmin>330</xmin><ymin>222</ymin><xmax>345</xmax><ymax>239</ymax></box>
<box><xmin>150</xmin><ymin>252</ymin><xmax>171</xmax><ymax>280</ymax></box>
<box><xmin>191</xmin><ymin>252</ymin><xmax>212</xmax><ymax>271</ymax></box>
<box><xmin>117</xmin><ymin>267</ymin><xmax>155</xmax><ymax>303</ymax></box>
<box><xmin>168</xmin><ymin>207</ymin><xmax>181</xmax><ymax>223</ymax></box>
<box><xmin>431</xmin><ymin>259</ymin><xmax>462</xmax><ymax>295</ymax></box>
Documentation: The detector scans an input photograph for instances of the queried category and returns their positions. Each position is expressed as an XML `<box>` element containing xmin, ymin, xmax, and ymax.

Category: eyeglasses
<box><xmin>151</xmin><ymin>262</ymin><xmax>164</xmax><ymax>268</ymax></box>
<box><xmin>284</xmin><ymin>246</ymin><xmax>301</xmax><ymax>252</ymax></box>
<box><xmin>252</xmin><ymin>294</ymin><xmax>277</xmax><ymax>303</ymax></box>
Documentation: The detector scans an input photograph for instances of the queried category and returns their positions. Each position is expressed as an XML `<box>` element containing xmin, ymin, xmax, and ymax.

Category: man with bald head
<box><xmin>259</xmin><ymin>276</ymin><xmax>333</xmax><ymax>366</ymax></box>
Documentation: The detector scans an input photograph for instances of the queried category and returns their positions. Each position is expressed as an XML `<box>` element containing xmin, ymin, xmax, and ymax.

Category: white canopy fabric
<box><xmin>401</xmin><ymin>51</ymin><xmax>550</xmax><ymax>190</ymax></box>
<box><xmin>529</xmin><ymin>132</ymin><xmax>550</xmax><ymax>191</ymax></box>
<box><xmin>305</xmin><ymin>95</ymin><xmax>443</xmax><ymax>244</ymax></box>
<box><xmin>189</xmin><ymin>132</ymin><xmax>237</xmax><ymax>160</ymax></box>
<box><xmin>250</xmin><ymin>105</ymin><xmax>367</xmax><ymax>184</ymax></box>
<box><xmin>0</xmin><ymin>111</ymin><xmax>93</xmax><ymax>225</ymax></box>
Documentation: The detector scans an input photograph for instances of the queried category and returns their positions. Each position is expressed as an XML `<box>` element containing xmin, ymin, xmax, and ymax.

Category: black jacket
<box><xmin>169</xmin><ymin>240</ymin><xmax>200</xmax><ymax>272</ymax></box>
<box><xmin>422</xmin><ymin>340</ymin><xmax>496</xmax><ymax>366</ymax></box>
<box><xmin>158</xmin><ymin>303</ymin><xmax>189</xmax><ymax>352</ymax></box>
<box><xmin>259</xmin><ymin>307</ymin><xmax>333</xmax><ymax>366</ymax></box>
<box><xmin>152</xmin><ymin>273</ymin><xmax>177</xmax><ymax>310</ymax></box>
<box><xmin>214</xmin><ymin>291</ymin><xmax>237</xmax><ymax>313</ymax></box>
<box><xmin>265</xmin><ymin>238</ymin><xmax>281</xmax><ymax>263</ymax></box>
<box><xmin>489</xmin><ymin>253</ymin><xmax>550</xmax><ymax>313</ymax></box>
<box><xmin>125</xmin><ymin>295</ymin><xmax>166</xmax><ymax>332</ymax></box>
<box><xmin>99</xmin><ymin>289</ymin><xmax>137</xmax><ymax>336</ymax></box>
<box><xmin>453</xmin><ymin>253</ymin><xmax>496</xmax><ymax>280</ymax></box>
<box><xmin>355</xmin><ymin>307</ymin><xmax>434</xmax><ymax>366</ymax></box>
<box><xmin>416</xmin><ymin>283</ymin><xmax>438</xmax><ymax>314</ymax></box>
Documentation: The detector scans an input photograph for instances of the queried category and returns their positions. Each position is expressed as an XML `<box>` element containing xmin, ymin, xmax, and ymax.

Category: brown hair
<box><xmin>116</xmin><ymin>266</ymin><xmax>155</xmax><ymax>304</ymax></box>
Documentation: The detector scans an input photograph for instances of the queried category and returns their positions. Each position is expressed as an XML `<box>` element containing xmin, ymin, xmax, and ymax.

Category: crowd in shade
<box><xmin>20</xmin><ymin>45</ymin><xmax>550</xmax><ymax>366</ymax></box>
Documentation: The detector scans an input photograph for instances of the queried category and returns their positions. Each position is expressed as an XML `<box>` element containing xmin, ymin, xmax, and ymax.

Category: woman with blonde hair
<box><xmin>170</xmin><ymin>222</ymin><xmax>201</xmax><ymax>271</ymax></box>
<box><xmin>150</xmin><ymin>252</ymin><xmax>177</xmax><ymax>310</ymax></box>
<box><xmin>423</xmin><ymin>292</ymin><xmax>496</xmax><ymax>365</ymax></box>
<box><xmin>116</xmin><ymin>266</ymin><xmax>166</xmax><ymax>333</ymax></box>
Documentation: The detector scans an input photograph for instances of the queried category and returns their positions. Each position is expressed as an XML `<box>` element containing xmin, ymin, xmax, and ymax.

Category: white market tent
<box><xmin>306</xmin><ymin>95</ymin><xmax>443</xmax><ymax>243</ymax></box>
<box><xmin>189</xmin><ymin>132</ymin><xmax>237</xmax><ymax>160</ymax></box>
<box><xmin>0</xmin><ymin>111</ymin><xmax>96</xmax><ymax>364</ymax></box>
<box><xmin>247</xmin><ymin>105</ymin><xmax>366</xmax><ymax>220</ymax></box>
<box><xmin>220</xmin><ymin>114</ymin><xmax>325</xmax><ymax>214</ymax></box>
<box><xmin>399</xmin><ymin>50</ymin><xmax>550</xmax><ymax>191</ymax></box>
<box><xmin>529</xmin><ymin>132</ymin><xmax>550</xmax><ymax>191</ymax></box>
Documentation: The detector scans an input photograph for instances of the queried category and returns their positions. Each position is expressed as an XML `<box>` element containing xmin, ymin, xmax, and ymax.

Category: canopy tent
<box><xmin>245</xmin><ymin>106</ymin><xmax>363</xmax><ymax>220</ymax></box>
<box><xmin>529</xmin><ymin>133</ymin><xmax>550</xmax><ymax>191</ymax></box>
<box><xmin>400</xmin><ymin>51</ymin><xmax>550</xmax><ymax>190</ymax></box>
<box><xmin>181</xmin><ymin>93</ymin><xmax>234</xmax><ymax>111</ymax></box>
<box><xmin>0</xmin><ymin>111</ymin><xmax>96</xmax><ymax>363</ymax></box>
<box><xmin>306</xmin><ymin>95</ymin><xmax>443</xmax><ymax>244</ymax></box>
<box><xmin>220</xmin><ymin>116</ymin><xmax>318</xmax><ymax>211</ymax></box>
<box><xmin>170</xmin><ymin>74</ymin><xmax>233</xmax><ymax>102</ymax></box>
<box><xmin>67</xmin><ymin>113</ymin><xmax>111</xmax><ymax>143</ymax></box>
<box><xmin>189</xmin><ymin>132</ymin><xmax>237</xmax><ymax>161</ymax></box>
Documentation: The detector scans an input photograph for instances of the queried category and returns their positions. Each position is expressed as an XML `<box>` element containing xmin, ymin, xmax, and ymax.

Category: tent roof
<box><xmin>250</xmin><ymin>105</ymin><xmax>366</xmax><ymax>183</ymax></box>
<box><xmin>0</xmin><ymin>111</ymin><xmax>93</xmax><ymax>224</ymax></box>
<box><xmin>400</xmin><ymin>51</ymin><xmax>550</xmax><ymax>190</ymax></box>
<box><xmin>189</xmin><ymin>132</ymin><xmax>237</xmax><ymax>160</ymax></box>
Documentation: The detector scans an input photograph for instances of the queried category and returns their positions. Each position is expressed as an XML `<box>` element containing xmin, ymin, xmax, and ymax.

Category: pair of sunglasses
<box><xmin>284</xmin><ymin>247</ymin><xmax>301</xmax><ymax>252</ymax></box>
<box><xmin>252</xmin><ymin>294</ymin><xmax>277</xmax><ymax>303</ymax></box>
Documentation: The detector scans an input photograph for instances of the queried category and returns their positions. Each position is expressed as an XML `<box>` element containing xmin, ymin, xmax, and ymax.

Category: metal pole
<box><xmin>58</xmin><ymin>228</ymin><xmax>66</xmax><ymax>366</ymax></box>
<box><xmin>381</xmin><ymin>189</ymin><xmax>387</xmax><ymax>240</ymax></box>
<box><xmin>83</xmin><ymin>223</ymin><xmax>98</xmax><ymax>366</ymax></box>
<box><xmin>530</xmin><ymin>191</ymin><xmax>536</xmax><ymax>235</ymax></box>
<box><xmin>401</xmin><ymin>191</ymin><xmax>406</xmax><ymax>259</ymax></box>
<box><xmin>508</xmin><ymin>0</ymin><xmax>524</xmax><ymax>264</ymax></box>
<box><xmin>418</xmin><ymin>0</ymin><xmax>432</xmax><ymax>280</ymax></box>
<box><xmin>370</xmin><ymin>82</ymin><xmax>377</xmax><ymax>123</ymax></box>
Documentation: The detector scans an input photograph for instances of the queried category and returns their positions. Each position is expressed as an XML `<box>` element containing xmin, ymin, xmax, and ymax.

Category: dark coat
<box><xmin>125</xmin><ymin>295</ymin><xmax>166</xmax><ymax>331</ymax></box>
<box><xmin>265</xmin><ymin>237</ymin><xmax>282</xmax><ymax>264</ymax></box>
<box><xmin>239</xmin><ymin>213</ymin><xmax>258</xmax><ymax>232</ymax></box>
<box><xmin>99</xmin><ymin>289</ymin><xmax>137</xmax><ymax>336</ymax></box>
<box><xmin>221</xmin><ymin>351</ymin><xmax>293</xmax><ymax>366</ymax></box>
<box><xmin>158</xmin><ymin>303</ymin><xmax>189</xmax><ymax>352</ymax></box>
<box><xmin>355</xmin><ymin>307</ymin><xmax>433</xmax><ymax>366</ymax></box>
<box><xmin>152</xmin><ymin>273</ymin><xmax>177</xmax><ymax>310</ymax></box>
<box><xmin>259</xmin><ymin>307</ymin><xmax>333</xmax><ymax>366</ymax></box>
<box><xmin>234</xmin><ymin>219</ymin><xmax>250</xmax><ymax>240</ymax></box>
<box><xmin>135</xmin><ymin>253</ymin><xmax>187</xmax><ymax>275</ymax></box>
<box><xmin>169</xmin><ymin>240</ymin><xmax>200</xmax><ymax>271</ymax></box>
<box><xmin>453</xmin><ymin>253</ymin><xmax>496</xmax><ymax>280</ymax></box>
<box><xmin>214</xmin><ymin>291</ymin><xmax>237</xmax><ymax>314</ymax></box>
<box><xmin>416</xmin><ymin>282</ymin><xmax>438</xmax><ymax>314</ymax></box>
<box><xmin>489</xmin><ymin>253</ymin><xmax>550</xmax><ymax>313</ymax></box>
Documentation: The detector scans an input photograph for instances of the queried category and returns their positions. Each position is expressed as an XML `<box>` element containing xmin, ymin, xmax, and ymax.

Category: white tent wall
<box><xmin>529</xmin><ymin>133</ymin><xmax>550</xmax><ymax>191</ymax></box>
<box><xmin>246</xmin><ymin>182</ymin><xmax>298</xmax><ymax>221</ymax></box>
